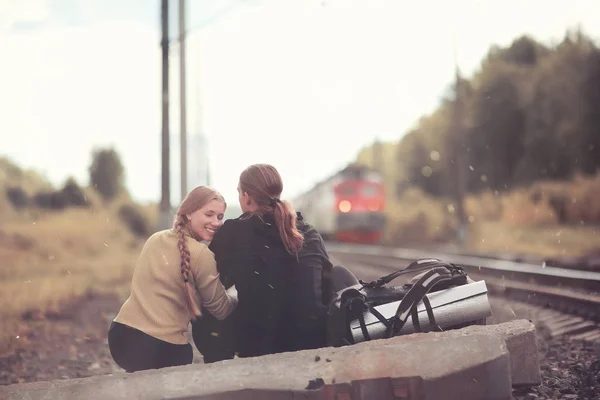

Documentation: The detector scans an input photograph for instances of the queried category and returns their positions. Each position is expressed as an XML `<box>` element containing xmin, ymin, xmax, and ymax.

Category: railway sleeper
<box><xmin>550</xmin><ymin>321</ymin><xmax>597</xmax><ymax>337</ymax></box>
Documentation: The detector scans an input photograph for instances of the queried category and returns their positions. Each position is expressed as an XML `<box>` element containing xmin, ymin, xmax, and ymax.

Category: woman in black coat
<box><xmin>192</xmin><ymin>164</ymin><xmax>358</xmax><ymax>362</ymax></box>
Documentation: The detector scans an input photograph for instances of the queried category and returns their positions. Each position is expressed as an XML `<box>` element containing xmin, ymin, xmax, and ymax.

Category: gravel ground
<box><xmin>512</xmin><ymin>334</ymin><xmax>600</xmax><ymax>400</ymax></box>
<box><xmin>489</xmin><ymin>298</ymin><xmax>600</xmax><ymax>400</ymax></box>
<box><xmin>0</xmin><ymin>292</ymin><xmax>122</xmax><ymax>386</ymax></box>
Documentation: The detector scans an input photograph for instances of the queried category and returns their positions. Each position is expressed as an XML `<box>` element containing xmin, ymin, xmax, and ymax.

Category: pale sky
<box><xmin>1</xmin><ymin>0</ymin><xmax>600</xmax><ymax>207</ymax></box>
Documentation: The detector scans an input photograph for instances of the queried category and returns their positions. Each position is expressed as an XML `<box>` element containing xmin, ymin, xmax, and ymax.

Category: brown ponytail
<box><xmin>272</xmin><ymin>199</ymin><xmax>303</xmax><ymax>254</ymax></box>
<box><xmin>239</xmin><ymin>164</ymin><xmax>304</xmax><ymax>255</ymax></box>
<box><xmin>173</xmin><ymin>186</ymin><xmax>226</xmax><ymax>320</ymax></box>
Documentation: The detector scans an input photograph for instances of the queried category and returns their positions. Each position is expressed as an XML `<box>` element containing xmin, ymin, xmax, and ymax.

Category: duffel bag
<box><xmin>326</xmin><ymin>258</ymin><xmax>491</xmax><ymax>347</ymax></box>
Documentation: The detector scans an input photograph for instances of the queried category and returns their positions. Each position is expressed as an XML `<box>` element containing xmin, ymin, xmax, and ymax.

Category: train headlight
<box><xmin>339</xmin><ymin>200</ymin><xmax>352</xmax><ymax>213</ymax></box>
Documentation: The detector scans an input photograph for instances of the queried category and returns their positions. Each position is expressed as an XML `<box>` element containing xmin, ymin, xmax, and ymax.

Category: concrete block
<box><xmin>484</xmin><ymin>319</ymin><xmax>541</xmax><ymax>386</ymax></box>
<box><xmin>323</xmin><ymin>319</ymin><xmax>538</xmax><ymax>387</ymax></box>
<box><xmin>385</xmin><ymin>319</ymin><xmax>540</xmax><ymax>386</ymax></box>
<box><xmin>1</xmin><ymin>333</ymin><xmax>512</xmax><ymax>400</ymax></box>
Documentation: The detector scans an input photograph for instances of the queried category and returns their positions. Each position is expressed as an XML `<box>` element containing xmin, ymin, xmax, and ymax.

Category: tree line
<box><xmin>4</xmin><ymin>148</ymin><xmax>151</xmax><ymax>237</ymax></box>
<box><xmin>369</xmin><ymin>28</ymin><xmax>600</xmax><ymax>200</ymax></box>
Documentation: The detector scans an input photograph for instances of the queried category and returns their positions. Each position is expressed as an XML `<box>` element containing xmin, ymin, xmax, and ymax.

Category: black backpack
<box><xmin>326</xmin><ymin>258</ymin><xmax>484</xmax><ymax>347</ymax></box>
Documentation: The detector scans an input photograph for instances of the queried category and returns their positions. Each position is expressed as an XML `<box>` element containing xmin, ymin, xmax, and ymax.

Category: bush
<box><xmin>89</xmin><ymin>147</ymin><xmax>124</xmax><ymax>202</ymax></box>
<box><xmin>60</xmin><ymin>178</ymin><xmax>89</xmax><ymax>207</ymax></box>
<box><xmin>5</xmin><ymin>187</ymin><xmax>28</xmax><ymax>209</ymax></box>
<box><xmin>32</xmin><ymin>191</ymin><xmax>68</xmax><ymax>210</ymax></box>
<box><xmin>383</xmin><ymin>188</ymin><xmax>459</xmax><ymax>245</ymax></box>
<box><xmin>119</xmin><ymin>204</ymin><xmax>151</xmax><ymax>238</ymax></box>
<box><xmin>465</xmin><ymin>191</ymin><xmax>503</xmax><ymax>221</ymax></box>
<box><xmin>529</xmin><ymin>187</ymin><xmax>543</xmax><ymax>204</ymax></box>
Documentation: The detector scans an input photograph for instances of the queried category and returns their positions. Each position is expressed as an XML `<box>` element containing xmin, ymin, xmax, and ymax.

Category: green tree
<box><xmin>89</xmin><ymin>147</ymin><xmax>124</xmax><ymax>201</ymax></box>
<box><xmin>579</xmin><ymin>45</ymin><xmax>600</xmax><ymax>175</ymax></box>
<box><xmin>363</xmin><ymin>27</ymin><xmax>600</xmax><ymax>199</ymax></box>
<box><xmin>486</xmin><ymin>35</ymin><xmax>548</xmax><ymax>67</ymax></box>
<box><xmin>467</xmin><ymin>63</ymin><xmax>526</xmax><ymax>191</ymax></box>
<box><xmin>61</xmin><ymin>177</ymin><xmax>89</xmax><ymax>207</ymax></box>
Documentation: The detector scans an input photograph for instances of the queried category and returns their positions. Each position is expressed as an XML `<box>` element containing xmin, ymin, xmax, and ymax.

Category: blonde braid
<box><xmin>174</xmin><ymin>216</ymin><xmax>202</xmax><ymax>320</ymax></box>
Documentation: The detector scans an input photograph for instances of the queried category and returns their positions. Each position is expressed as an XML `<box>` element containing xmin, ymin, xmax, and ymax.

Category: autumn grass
<box><xmin>0</xmin><ymin>207</ymin><xmax>145</xmax><ymax>355</ymax></box>
<box><xmin>464</xmin><ymin>221</ymin><xmax>598</xmax><ymax>258</ymax></box>
<box><xmin>0</xmin><ymin>157</ymin><xmax>159</xmax><ymax>355</ymax></box>
<box><xmin>383</xmin><ymin>187</ymin><xmax>459</xmax><ymax>245</ymax></box>
<box><xmin>384</xmin><ymin>174</ymin><xmax>600</xmax><ymax>259</ymax></box>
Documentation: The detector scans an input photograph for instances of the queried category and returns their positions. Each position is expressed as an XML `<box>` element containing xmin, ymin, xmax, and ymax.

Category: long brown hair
<box><xmin>239</xmin><ymin>164</ymin><xmax>303</xmax><ymax>254</ymax></box>
<box><xmin>172</xmin><ymin>186</ymin><xmax>226</xmax><ymax>320</ymax></box>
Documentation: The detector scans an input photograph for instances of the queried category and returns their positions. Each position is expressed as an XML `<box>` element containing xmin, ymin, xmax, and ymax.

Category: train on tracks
<box><xmin>293</xmin><ymin>164</ymin><xmax>386</xmax><ymax>244</ymax></box>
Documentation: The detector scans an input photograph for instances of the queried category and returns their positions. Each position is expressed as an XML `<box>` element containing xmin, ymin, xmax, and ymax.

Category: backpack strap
<box><xmin>341</xmin><ymin>286</ymin><xmax>394</xmax><ymax>344</ymax></box>
<box><xmin>410</xmin><ymin>295</ymin><xmax>442</xmax><ymax>333</ymax></box>
<box><xmin>352</xmin><ymin>298</ymin><xmax>395</xmax><ymax>343</ymax></box>
<box><xmin>359</xmin><ymin>258</ymin><xmax>445</xmax><ymax>288</ymax></box>
<box><xmin>356</xmin><ymin>304</ymin><xmax>371</xmax><ymax>342</ymax></box>
<box><xmin>411</xmin><ymin>304</ymin><xmax>421</xmax><ymax>332</ymax></box>
<box><xmin>386</xmin><ymin>266</ymin><xmax>455</xmax><ymax>338</ymax></box>
<box><xmin>338</xmin><ymin>287</ymin><xmax>366</xmax><ymax>345</ymax></box>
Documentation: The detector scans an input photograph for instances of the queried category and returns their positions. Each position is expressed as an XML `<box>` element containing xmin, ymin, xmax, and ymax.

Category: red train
<box><xmin>293</xmin><ymin>164</ymin><xmax>386</xmax><ymax>244</ymax></box>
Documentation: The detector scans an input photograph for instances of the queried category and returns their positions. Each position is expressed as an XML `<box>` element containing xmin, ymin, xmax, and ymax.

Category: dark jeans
<box><xmin>108</xmin><ymin>321</ymin><xmax>193</xmax><ymax>373</ymax></box>
<box><xmin>192</xmin><ymin>264</ymin><xmax>359</xmax><ymax>363</ymax></box>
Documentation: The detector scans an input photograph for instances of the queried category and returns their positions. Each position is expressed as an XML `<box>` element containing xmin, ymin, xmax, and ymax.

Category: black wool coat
<box><xmin>191</xmin><ymin>212</ymin><xmax>334</xmax><ymax>361</ymax></box>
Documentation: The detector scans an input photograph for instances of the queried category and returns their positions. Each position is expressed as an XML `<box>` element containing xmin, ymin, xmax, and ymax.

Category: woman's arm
<box><xmin>190</xmin><ymin>243</ymin><xmax>237</xmax><ymax>320</ymax></box>
<box><xmin>297</xmin><ymin>225</ymin><xmax>333</xmax><ymax>307</ymax></box>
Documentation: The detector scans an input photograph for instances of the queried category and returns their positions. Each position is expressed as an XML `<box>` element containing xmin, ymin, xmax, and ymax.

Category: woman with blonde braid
<box><xmin>108</xmin><ymin>186</ymin><xmax>237</xmax><ymax>373</ymax></box>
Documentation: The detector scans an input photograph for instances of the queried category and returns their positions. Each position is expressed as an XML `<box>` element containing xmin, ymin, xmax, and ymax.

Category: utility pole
<box><xmin>179</xmin><ymin>0</ymin><xmax>188</xmax><ymax>202</ymax></box>
<box><xmin>159</xmin><ymin>0</ymin><xmax>171</xmax><ymax>231</ymax></box>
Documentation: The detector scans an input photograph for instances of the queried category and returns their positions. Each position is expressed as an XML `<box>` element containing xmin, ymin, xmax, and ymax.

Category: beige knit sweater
<box><xmin>114</xmin><ymin>229</ymin><xmax>237</xmax><ymax>345</ymax></box>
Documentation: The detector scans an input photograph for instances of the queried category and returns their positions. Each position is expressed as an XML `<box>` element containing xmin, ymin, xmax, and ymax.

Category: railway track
<box><xmin>326</xmin><ymin>242</ymin><xmax>600</xmax><ymax>343</ymax></box>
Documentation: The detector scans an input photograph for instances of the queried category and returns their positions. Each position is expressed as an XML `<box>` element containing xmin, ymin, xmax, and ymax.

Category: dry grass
<box><xmin>0</xmin><ymin>207</ymin><xmax>144</xmax><ymax>355</ymax></box>
<box><xmin>465</xmin><ymin>221</ymin><xmax>599</xmax><ymax>258</ymax></box>
<box><xmin>0</xmin><ymin>208</ymin><xmax>140</xmax><ymax>313</ymax></box>
<box><xmin>383</xmin><ymin>187</ymin><xmax>459</xmax><ymax>245</ymax></box>
<box><xmin>463</xmin><ymin>176</ymin><xmax>600</xmax><ymax>258</ymax></box>
<box><xmin>0</xmin><ymin>158</ymin><xmax>158</xmax><ymax>355</ymax></box>
<box><xmin>383</xmin><ymin>174</ymin><xmax>600</xmax><ymax>258</ymax></box>
<box><xmin>494</xmin><ymin>174</ymin><xmax>600</xmax><ymax>227</ymax></box>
